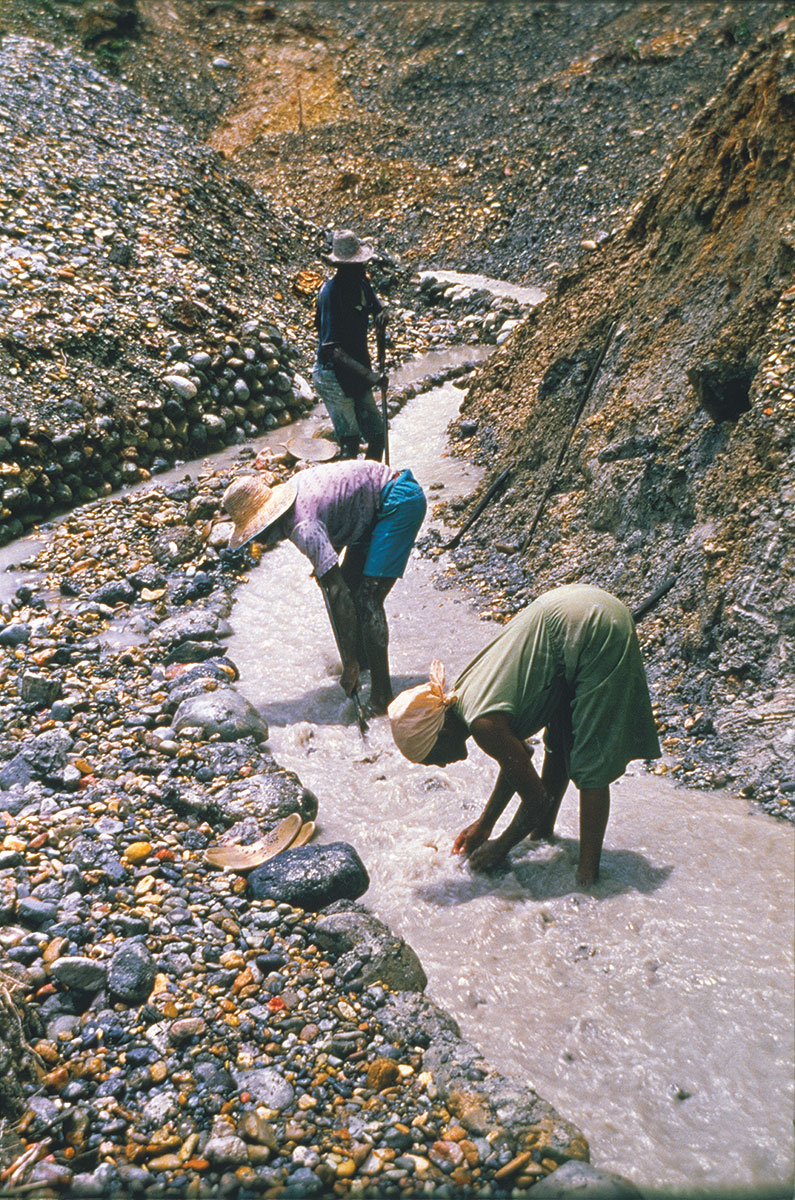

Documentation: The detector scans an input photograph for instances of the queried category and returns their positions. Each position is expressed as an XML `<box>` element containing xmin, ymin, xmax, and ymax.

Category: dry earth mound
<box><xmin>448</xmin><ymin>22</ymin><xmax>795</xmax><ymax>815</ymax></box>
<box><xmin>5</xmin><ymin>2</ymin><xmax>790</xmax><ymax>286</ymax></box>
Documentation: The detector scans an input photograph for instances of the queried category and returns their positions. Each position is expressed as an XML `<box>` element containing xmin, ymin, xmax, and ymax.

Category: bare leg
<box><xmin>538</xmin><ymin>750</ymin><xmax>570</xmax><ymax>838</ymax></box>
<box><xmin>356</xmin><ymin>576</ymin><xmax>396</xmax><ymax>713</ymax></box>
<box><xmin>340</xmin><ymin>545</ymin><xmax>369</xmax><ymax>666</ymax></box>
<box><xmin>577</xmin><ymin>787</ymin><xmax>610</xmax><ymax>886</ymax></box>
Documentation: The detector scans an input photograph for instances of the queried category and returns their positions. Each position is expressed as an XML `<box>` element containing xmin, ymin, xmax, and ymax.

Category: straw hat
<box><xmin>222</xmin><ymin>474</ymin><xmax>297</xmax><ymax>550</ymax></box>
<box><xmin>326</xmin><ymin>229</ymin><xmax>374</xmax><ymax>264</ymax></box>
<box><xmin>282</xmin><ymin>436</ymin><xmax>337</xmax><ymax>463</ymax></box>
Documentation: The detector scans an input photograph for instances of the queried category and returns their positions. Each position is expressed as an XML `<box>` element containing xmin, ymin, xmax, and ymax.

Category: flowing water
<box><xmin>418</xmin><ymin>269</ymin><xmax>547</xmax><ymax>309</ymax></box>
<box><xmin>227</xmin><ymin>379</ymin><xmax>795</xmax><ymax>1196</ymax></box>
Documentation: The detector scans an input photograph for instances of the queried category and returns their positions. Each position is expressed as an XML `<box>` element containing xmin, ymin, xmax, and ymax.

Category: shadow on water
<box><xmin>258</xmin><ymin>673</ymin><xmax>430</xmax><ymax>727</ymax></box>
<box><xmin>415</xmin><ymin>839</ymin><xmax>673</xmax><ymax>906</ymax></box>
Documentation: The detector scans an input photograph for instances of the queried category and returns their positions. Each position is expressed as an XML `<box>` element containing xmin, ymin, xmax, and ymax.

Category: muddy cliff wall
<box><xmin>453</xmin><ymin>23</ymin><xmax>795</xmax><ymax>811</ymax></box>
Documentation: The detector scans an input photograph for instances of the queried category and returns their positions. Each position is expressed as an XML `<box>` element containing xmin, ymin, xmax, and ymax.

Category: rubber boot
<box><xmin>340</xmin><ymin>436</ymin><xmax>359</xmax><ymax>460</ymax></box>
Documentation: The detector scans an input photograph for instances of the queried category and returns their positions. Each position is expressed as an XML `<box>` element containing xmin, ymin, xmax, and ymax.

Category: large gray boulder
<box><xmin>247</xmin><ymin>843</ymin><xmax>368</xmax><ymax>911</ymax></box>
<box><xmin>172</xmin><ymin>687</ymin><xmax>268</xmax><ymax>743</ymax></box>
<box><xmin>314</xmin><ymin>900</ymin><xmax>427</xmax><ymax>992</ymax></box>
<box><xmin>529</xmin><ymin>1160</ymin><xmax>643</xmax><ymax>1198</ymax></box>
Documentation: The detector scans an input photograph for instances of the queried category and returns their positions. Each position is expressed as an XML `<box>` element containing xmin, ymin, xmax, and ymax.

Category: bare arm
<box><xmin>464</xmin><ymin>713</ymin><xmax>554</xmax><ymax>870</ymax></box>
<box><xmin>318</xmin><ymin>564</ymin><xmax>360</xmax><ymax>696</ymax></box>
<box><xmin>329</xmin><ymin>345</ymin><xmax>384</xmax><ymax>386</ymax></box>
<box><xmin>452</xmin><ymin>768</ymin><xmax>515</xmax><ymax>857</ymax></box>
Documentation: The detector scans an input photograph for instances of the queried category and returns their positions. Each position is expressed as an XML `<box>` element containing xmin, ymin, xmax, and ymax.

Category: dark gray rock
<box><xmin>108</xmin><ymin>941</ymin><xmax>156</xmax><ymax>1004</ymax></box>
<box><xmin>209</xmin><ymin>772</ymin><xmax>317</xmax><ymax>826</ymax></box>
<box><xmin>25</xmin><ymin>1094</ymin><xmax>62</xmax><ymax>1135</ymax></box>
<box><xmin>284</xmin><ymin>1167</ymin><xmax>325</xmax><ymax>1197</ymax></box>
<box><xmin>88</xmin><ymin>579</ymin><xmax>136</xmax><ymax>606</ymax></box>
<box><xmin>0</xmin><ymin>789</ymin><xmax>30</xmax><ymax>815</ymax></box>
<box><xmin>127</xmin><ymin>565</ymin><xmax>167</xmax><ymax>592</ymax></box>
<box><xmin>247</xmin><ymin>843</ymin><xmax>368</xmax><ymax>911</ymax></box>
<box><xmin>528</xmin><ymin>1160</ymin><xmax>642</xmax><ymax>1198</ymax></box>
<box><xmin>0</xmin><ymin>728</ymin><xmax>72</xmax><ymax>789</ymax></box>
<box><xmin>16</xmin><ymin>897</ymin><xmax>58</xmax><ymax>929</ymax></box>
<box><xmin>232</xmin><ymin>1067</ymin><xmax>294</xmax><ymax>1111</ymax></box>
<box><xmin>165</xmin><ymin>664</ymin><xmax>238</xmax><ymax>710</ymax></box>
<box><xmin>50</xmin><ymin>956</ymin><xmax>107</xmax><ymax>993</ymax></box>
<box><xmin>164</xmin><ymin>639</ymin><xmax>224</xmax><ymax>665</ymax></box>
<box><xmin>67</xmin><ymin>838</ymin><xmax>126</xmax><ymax>884</ymax></box>
<box><xmin>150</xmin><ymin>608</ymin><xmax>219</xmax><ymax>648</ymax></box>
<box><xmin>166</xmin><ymin>658</ymin><xmax>239</xmax><ymax>693</ymax></box>
<box><xmin>314</xmin><ymin>901</ymin><xmax>427</xmax><ymax>992</ymax></box>
<box><xmin>19</xmin><ymin>673</ymin><xmax>63</xmax><ymax>708</ymax></box>
<box><xmin>171</xmin><ymin>688</ymin><xmax>268</xmax><ymax>743</ymax></box>
<box><xmin>0</xmin><ymin>623</ymin><xmax>30</xmax><ymax>647</ymax></box>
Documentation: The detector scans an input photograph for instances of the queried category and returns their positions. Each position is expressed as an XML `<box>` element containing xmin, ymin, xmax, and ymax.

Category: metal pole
<box><xmin>376</xmin><ymin>323</ymin><xmax>390</xmax><ymax>466</ymax></box>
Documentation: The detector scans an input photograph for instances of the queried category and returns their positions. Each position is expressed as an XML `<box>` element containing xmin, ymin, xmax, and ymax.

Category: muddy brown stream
<box><xmin>227</xmin><ymin>380</ymin><xmax>794</xmax><ymax>1195</ymax></box>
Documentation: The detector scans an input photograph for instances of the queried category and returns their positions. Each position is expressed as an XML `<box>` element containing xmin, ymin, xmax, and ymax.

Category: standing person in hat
<box><xmin>388</xmin><ymin>584</ymin><xmax>660</xmax><ymax>887</ymax></box>
<box><xmin>313</xmin><ymin>229</ymin><xmax>389</xmax><ymax>462</ymax></box>
<box><xmin>222</xmin><ymin>460</ymin><xmax>426</xmax><ymax>715</ymax></box>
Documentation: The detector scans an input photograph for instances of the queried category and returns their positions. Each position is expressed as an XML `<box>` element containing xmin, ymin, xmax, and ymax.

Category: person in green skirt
<box><xmin>388</xmin><ymin>584</ymin><xmax>661</xmax><ymax>887</ymax></box>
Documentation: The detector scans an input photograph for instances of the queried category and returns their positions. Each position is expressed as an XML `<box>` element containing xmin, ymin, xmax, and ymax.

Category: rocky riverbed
<box><xmin>0</xmin><ymin>5</ymin><xmax>793</xmax><ymax>1193</ymax></box>
<box><xmin>0</xmin><ymin>446</ymin><xmax>631</xmax><ymax>1198</ymax></box>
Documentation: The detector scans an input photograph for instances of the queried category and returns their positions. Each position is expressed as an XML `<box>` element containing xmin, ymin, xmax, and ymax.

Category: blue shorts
<box><xmin>363</xmin><ymin>470</ymin><xmax>427</xmax><ymax>579</ymax></box>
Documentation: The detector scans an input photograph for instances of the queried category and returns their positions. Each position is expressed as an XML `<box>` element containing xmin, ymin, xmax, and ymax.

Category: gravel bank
<box><xmin>0</xmin><ymin>457</ymin><xmax>607</xmax><ymax>1197</ymax></box>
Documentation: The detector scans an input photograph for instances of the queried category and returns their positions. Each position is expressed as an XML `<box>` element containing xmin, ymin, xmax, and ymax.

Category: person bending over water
<box><xmin>223</xmin><ymin>460</ymin><xmax>426</xmax><ymax>715</ymax></box>
<box><xmin>388</xmin><ymin>584</ymin><xmax>660</xmax><ymax>886</ymax></box>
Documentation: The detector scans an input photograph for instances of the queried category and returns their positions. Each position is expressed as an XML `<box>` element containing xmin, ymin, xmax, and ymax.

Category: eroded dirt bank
<box><xmin>446</xmin><ymin>22</ymin><xmax>795</xmax><ymax>816</ymax></box>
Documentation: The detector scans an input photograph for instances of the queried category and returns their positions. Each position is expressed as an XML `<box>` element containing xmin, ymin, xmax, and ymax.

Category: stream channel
<box><xmin>225</xmin><ymin>370</ymin><xmax>794</xmax><ymax>1197</ymax></box>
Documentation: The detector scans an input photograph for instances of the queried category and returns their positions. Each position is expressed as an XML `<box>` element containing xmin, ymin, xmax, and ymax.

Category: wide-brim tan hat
<box><xmin>326</xmin><ymin>228</ymin><xmax>374</xmax><ymax>264</ymax></box>
<box><xmin>222</xmin><ymin>474</ymin><xmax>297</xmax><ymax>550</ymax></box>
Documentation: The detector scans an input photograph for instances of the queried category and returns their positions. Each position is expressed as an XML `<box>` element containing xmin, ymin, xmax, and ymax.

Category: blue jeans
<box><xmin>312</xmin><ymin>363</ymin><xmax>384</xmax><ymax>446</ymax></box>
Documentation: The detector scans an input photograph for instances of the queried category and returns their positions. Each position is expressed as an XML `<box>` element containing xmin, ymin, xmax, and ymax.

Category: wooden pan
<box><xmin>204</xmin><ymin>812</ymin><xmax>302</xmax><ymax>870</ymax></box>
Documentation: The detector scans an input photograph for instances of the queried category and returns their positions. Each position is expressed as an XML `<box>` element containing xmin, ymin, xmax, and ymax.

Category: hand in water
<box><xmin>452</xmin><ymin>822</ymin><xmax>487</xmax><ymax>858</ymax></box>
<box><xmin>467</xmin><ymin>839</ymin><xmax>508</xmax><ymax>873</ymax></box>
